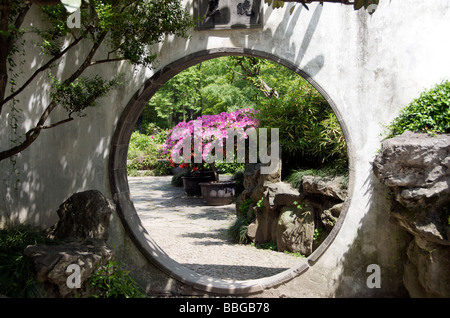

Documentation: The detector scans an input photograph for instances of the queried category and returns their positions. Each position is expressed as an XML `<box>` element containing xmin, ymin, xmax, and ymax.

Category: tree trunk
<box><xmin>0</xmin><ymin>2</ymin><xmax>31</xmax><ymax>114</ymax></box>
<box><xmin>0</xmin><ymin>0</ymin><xmax>12</xmax><ymax>107</ymax></box>
<box><xmin>210</xmin><ymin>162</ymin><xmax>219</xmax><ymax>182</ymax></box>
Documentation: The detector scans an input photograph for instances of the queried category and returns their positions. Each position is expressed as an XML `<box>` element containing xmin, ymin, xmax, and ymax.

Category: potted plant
<box><xmin>198</xmin><ymin>179</ymin><xmax>236</xmax><ymax>205</ymax></box>
<box><xmin>178</xmin><ymin>162</ymin><xmax>215</xmax><ymax>196</ymax></box>
<box><xmin>162</xmin><ymin>109</ymin><xmax>259</xmax><ymax>203</ymax></box>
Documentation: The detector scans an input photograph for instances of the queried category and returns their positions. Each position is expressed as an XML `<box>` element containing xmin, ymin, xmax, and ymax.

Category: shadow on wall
<box><xmin>333</xmin><ymin>169</ymin><xmax>410</xmax><ymax>297</ymax></box>
<box><xmin>0</xmin><ymin>120</ymin><xmax>114</xmax><ymax>229</ymax></box>
<box><xmin>0</xmin><ymin>2</ymin><xmax>154</xmax><ymax>229</ymax></box>
<box><xmin>0</xmin><ymin>47</ymin><xmax>135</xmax><ymax>230</ymax></box>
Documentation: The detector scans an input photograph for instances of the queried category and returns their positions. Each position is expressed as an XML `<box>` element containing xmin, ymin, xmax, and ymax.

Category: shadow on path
<box><xmin>128</xmin><ymin>176</ymin><xmax>303</xmax><ymax>281</ymax></box>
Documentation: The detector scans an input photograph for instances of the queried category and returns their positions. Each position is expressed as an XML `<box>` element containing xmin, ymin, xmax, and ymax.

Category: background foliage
<box><xmin>136</xmin><ymin>56</ymin><xmax>348</xmax><ymax>177</ymax></box>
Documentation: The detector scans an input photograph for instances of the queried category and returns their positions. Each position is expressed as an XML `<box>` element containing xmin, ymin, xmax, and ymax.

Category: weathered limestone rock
<box><xmin>276</xmin><ymin>205</ymin><xmax>315</xmax><ymax>256</ymax></box>
<box><xmin>373</xmin><ymin>132</ymin><xmax>450</xmax><ymax>246</ymax></box>
<box><xmin>247</xmin><ymin>221</ymin><xmax>258</xmax><ymax>242</ymax></box>
<box><xmin>237</xmin><ymin>158</ymin><xmax>347</xmax><ymax>253</ymax></box>
<box><xmin>301</xmin><ymin>175</ymin><xmax>348</xmax><ymax>201</ymax></box>
<box><xmin>254</xmin><ymin>205</ymin><xmax>278</xmax><ymax>243</ymax></box>
<box><xmin>373</xmin><ymin>132</ymin><xmax>450</xmax><ymax>298</ymax></box>
<box><xmin>24</xmin><ymin>190</ymin><xmax>116</xmax><ymax>297</ymax></box>
<box><xmin>320</xmin><ymin>202</ymin><xmax>344</xmax><ymax>232</ymax></box>
<box><xmin>47</xmin><ymin>190</ymin><xmax>114</xmax><ymax>241</ymax></box>
<box><xmin>23</xmin><ymin>239</ymin><xmax>114</xmax><ymax>298</ymax></box>
<box><xmin>403</xmin><ymin>237</ymin><xmax>450</xmax><ymax>298</ymax></box>
<box><xmin>243</xmin><ymin>162</ymin><xmax>281</xmax><ymax>193</ymax></box>
<box><xmin>373</xmin><ymin>131</ymin><xmax>450</xmax><ymax>209</ymax></box>
<box><xmin>273</xmin><ymin>182</ymin><xmax>303</xmax><ymax>206</ymax></box>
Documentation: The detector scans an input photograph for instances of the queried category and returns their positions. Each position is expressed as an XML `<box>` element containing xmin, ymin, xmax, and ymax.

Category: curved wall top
<box><xmin>1</xmin><ymin>0</ymin><xmax>450</xmax><ymax>297</ymax></box>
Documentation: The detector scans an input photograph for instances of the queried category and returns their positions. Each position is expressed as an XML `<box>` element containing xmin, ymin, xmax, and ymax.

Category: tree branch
<box><xmin>28</xmin><ymin>115</ymin><xmax>74</xmax><ymax>134</ymax></box>
<box><xmin>88</xmin><ymin>58</ymin><xmax>124</xmax><ymax>67</ymax></box>
<box><xmin>227</xmin><ymin>60</ymin><xmax>279</xmax><ymax>98</ymax></box>
<box><xmin>0</xmin><ymin>2</ymin><xmax>31</xmax><ymax>113</ymax></box>
<box><xmin>0</xmin><ymin>33</ymin><xmax>85</xmax><ymax>114</ymax></box>
<box><xmin>0</xmin><ymin>1</ymin><xmax>13</xmax><ymax>107</ymax></box>
<box><xmin>0</xmin><ymin>31</ymin><xmax>108</xmax><ymax>162</ymax></box>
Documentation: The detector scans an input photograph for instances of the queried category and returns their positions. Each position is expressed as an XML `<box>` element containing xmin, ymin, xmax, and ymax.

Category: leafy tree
<box><xmin>146</xmin><ymin>56</ymin><xmax>347</xmax><ymax>175</ymax></box>
<box><xmin>148</xmin><ymin>65</ymin><xmax>203</xmax><ymax>128</ymax></box>
<box><xmin>145</xmin><ymin>57</ymin><xmax>261</xmax><ymax>127</ymax></box>
<box><xmin>255</xmin><ymin>68</ymin><xmax>347</xmax><ymax>173</ymax></box>
<box><xmin>0</xmin><ymin>0</ymin><xmax>194</xmax><ymax>162</ymax></box>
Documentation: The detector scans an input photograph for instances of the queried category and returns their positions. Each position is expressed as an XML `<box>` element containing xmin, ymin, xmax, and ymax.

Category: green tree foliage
<box><xmin>143</xmin><ymin>56</ymin><xmax>347</xmax><ymax>175</ymax></box>
<box><xmin>127</xmin><ymin>129</ymin><xmax>169</xmax><ymax>174</ymax></box>
<box><xmin>146</xmin><ymin>57</ymin><xmax>261</xmax><ymax>128</ymax></box>
<box><xmin>148</xmin><ymin>65</ymin><xmax>203</xmax><ymax>128</ymax></box>
<box><xmin>254</xmin><ymin>61</ymin><xmax>347</xmax><ymax>172</ymax></box>
<box><xmin>386</xmin><ymin>80</ymin><xmax>450</xmax><ymax>138</ymax></box>
<box><xmin>0</xmin><ymin>0</ymin><xmax>194</xmax><ymax>161</ymax></box>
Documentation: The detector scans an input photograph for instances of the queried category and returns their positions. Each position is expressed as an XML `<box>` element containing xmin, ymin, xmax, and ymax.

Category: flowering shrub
<box><xmin>162</xmin><ymin>109</ymin><xmax>260</xmax><ymax>179</ymax></box>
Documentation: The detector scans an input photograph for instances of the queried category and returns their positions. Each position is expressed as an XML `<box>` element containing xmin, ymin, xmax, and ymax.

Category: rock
<box><xmin>24</xmin><ymin>190</ymin><xmax>117</xmax><ymax>297</ymax></box>
<box><xmin>276</xmin><ymin>205</ymin><xmax>315</xmax><ymax>256</ymax></box>
<box><xmin>373</xmin><ymin>132</ymin><xmax>450</xmax><ymax>246</ymax></box>
<box><xmin>389</xmin><ymin>201</ymin><xmax>449</xmax><ymax>246</ymax></box>
<box><xmin>273</xmin><ymin>182</ymin><xmax>303</xmax><ymax>206</ymax></box>
<box><xmin>243</xmin><ymin>162</ymin><xmax>281</xmax><ymax>192</ymax></box>
<box><xmin>247</xmin><ymin>221</ymin><xmax>257</xmax><ymax>242</ymax></box>
<box><xmin>373</xmin><ymin>132</ymin><xmax>450</xmax><ymax>298</ymax></box>
<box><xmin>403</xmin><ymin>237</ymin><xmax>450</xmax><ymax>298</ymax></box>
<box><xmin>373</xmin><ymin>131</ymin><xmax>450</xmax><ymax>208</ymax></box>
<box><xmin>254</xmin><ymin>205</ymin><xmax>278</xmax><ymax>244</ymax></box>
<box><xmin>301</xmin><ymin>175</ymin><xmax>348</xmax><ymax>201</ymax></box>
<box><xmin>23</xmin><ymin>239</ymin><xmax>114</xmax><ymax>298</ymax></box>
<box><xmin>320</xmin><ymin>202</ymin><xmax>344</xmax><ymax>232</ymax></box>
<box><xmin>47</xmin><ymin>190</ymin><xmax>115</xmax><ymax>241</ymax></box>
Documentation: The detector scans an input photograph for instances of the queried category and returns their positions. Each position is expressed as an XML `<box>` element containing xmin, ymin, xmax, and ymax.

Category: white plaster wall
<box><xmin>1</xmin><ymin>0</ymin><xmax>450</xmax><ymax>297</ymax></box>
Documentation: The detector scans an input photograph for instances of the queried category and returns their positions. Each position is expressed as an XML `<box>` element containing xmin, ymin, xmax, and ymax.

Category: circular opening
<box><xmin>109</xmin><ymin>48</ymin><xmax>354</xmax><ymax>295</ymax></box>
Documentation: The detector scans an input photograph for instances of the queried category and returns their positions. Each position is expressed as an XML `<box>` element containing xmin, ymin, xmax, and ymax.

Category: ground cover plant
<box><xmin>0</xmin><ymin>225</ymin><xmax>56</xmax><ymax>297</ymax></box>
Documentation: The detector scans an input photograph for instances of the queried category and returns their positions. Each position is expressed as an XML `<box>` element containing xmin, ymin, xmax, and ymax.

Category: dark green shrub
<box><xmin>228</xmin><ymin>215</ymin><xmax>251</xmax><ymax>244</ymax></box>
<box><xmin>153</xmin><ymin>160</ymin><xmax>172</xmax><ymax>176</ymax></box>
<box><xmin>171</xmin><ymin>170</ymin><xmax>188</xmax><ymax>187</ymax></box>
<box><xmin>386</xmin><ymin>80</ymin><xmax>450</xmax><ymax>137</ymax></box>
<box><xmin>0</xmin><ymin>225</ymin><xmax>57</xmax><ymax>297</ymax></box>
<box><xmin>88</xmin><ymin>260</ymin><xmax>145</xmax><ymax>298</ymax></box>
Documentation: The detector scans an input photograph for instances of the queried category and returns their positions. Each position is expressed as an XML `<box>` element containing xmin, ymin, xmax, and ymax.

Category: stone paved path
<box><xmin>128</xmin><ymin>176</ymin><xmax>302</xmax><ymax>281</ymax></box>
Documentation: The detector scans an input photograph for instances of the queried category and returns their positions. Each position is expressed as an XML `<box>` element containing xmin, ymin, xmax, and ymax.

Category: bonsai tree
<box><xmin>162</xmin><ymin>109</ymin><xmax>260</xmax><ymax>181</ymax></box>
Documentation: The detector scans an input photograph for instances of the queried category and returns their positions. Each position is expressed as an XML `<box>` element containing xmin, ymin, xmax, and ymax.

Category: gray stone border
<box><xmin>109</xmin><ymin>47</ymin><xmax>355</xmax><ymax>295</ymax></box>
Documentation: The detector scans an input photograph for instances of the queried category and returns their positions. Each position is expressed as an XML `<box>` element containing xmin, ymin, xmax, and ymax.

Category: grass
<box><xmin>285</xmin><ymin>165</ymin><xmax>349</xmax><ymax>190</ymax></box>
<box><xmin>228</xmin><ymin>215</ymin><xmax>251</xmax><ymax>244</ymax></box>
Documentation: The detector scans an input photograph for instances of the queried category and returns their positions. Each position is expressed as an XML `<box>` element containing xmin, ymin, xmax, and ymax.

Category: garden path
<box><xmin>128</xmin><ymin>176</ymin><xmax>302</xmax><ymax>282</ymax></box>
